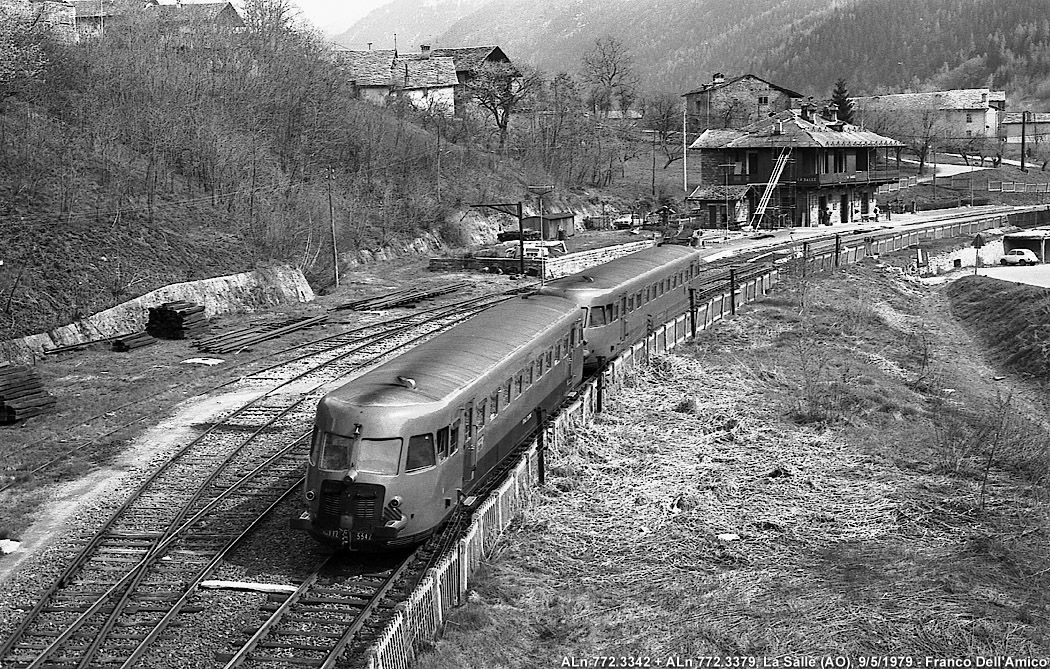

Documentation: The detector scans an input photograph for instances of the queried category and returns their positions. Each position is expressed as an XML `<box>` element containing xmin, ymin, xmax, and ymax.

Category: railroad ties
<box><xmin>0</xmin><ymin>363</ymin><xmax>56</xmax><ymax>424</ymax></box>
<box><xmin>147</xmin><ymin>301</ymin><xmax>209</xmax><ymax>339</ymax></box>
<box><xmin>333</xmin><ymin>282</ymin><xmax>469</xmax><ymax>311</ymax></box>
<box><xmin>220</xmin><ymin>552</ymin><xmax>419</xmax><ymax>668</ymax></box>
<box><xmin>111</xmin><ymin>331</ymin><xmax>158</xmax><ymax>352</ymax></box>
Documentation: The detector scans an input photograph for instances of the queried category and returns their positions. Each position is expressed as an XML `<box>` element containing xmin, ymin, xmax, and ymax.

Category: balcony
<box><xmin>796</xmin><ymin>170</ymin><xmax>899</xmax><ymax>186</ymax></box>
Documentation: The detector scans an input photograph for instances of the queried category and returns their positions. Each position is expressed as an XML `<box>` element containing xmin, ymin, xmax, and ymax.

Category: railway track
<box><xmin>0</xmin><ymin>292</ymin><xmax>519</xmax><ymax>668</ymax></box>
<box><xmin>220</xmin><ymin>550</ymin><xmax>418</xmax><ymax>669</ymax></box>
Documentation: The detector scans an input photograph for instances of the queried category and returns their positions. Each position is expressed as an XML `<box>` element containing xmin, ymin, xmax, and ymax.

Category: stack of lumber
<box><xmin>334</xmin><ymin>282</ymin><xmax>468</xmax><ymax>311</ymax></box>
<box><xmin>112</xmin><ymin>332</ymin><xmax>158</xmax><ymax>352</ymax></box>
<box><xmin>194</xmin><ymin>314</ymin><xmax>328</xmax><ymax>354</ymax></box>
<box><xmin>0</xmin><ymin>363</ymin><xmax>56</xmax><ymax>425</ymax></box>
<box><xmin>146</xmin><ymin>301</ymin><xmax>208</xmax><ymax>339</ymax></box>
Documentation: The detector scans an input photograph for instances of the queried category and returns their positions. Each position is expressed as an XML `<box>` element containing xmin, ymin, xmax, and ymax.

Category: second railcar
<box><xmin>293</xmin><ymin>294</ymin><xmax>584</xmax><ymax>550</ymax></box>
<box><xmin>539</xmin><ymin>245</ymin><xmax>702</xmax><ymax>369</ymax></box>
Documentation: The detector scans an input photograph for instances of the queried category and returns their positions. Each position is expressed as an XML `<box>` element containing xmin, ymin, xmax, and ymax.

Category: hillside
<box><xmin>332</xmin><ymin>0</ymin><xmax>490</xmax><ymax>50</ymax></box>
<box><xmin>337</xmin><ymin>0</ymin><xmax>1050</xmax><ymax>104</ymax></box>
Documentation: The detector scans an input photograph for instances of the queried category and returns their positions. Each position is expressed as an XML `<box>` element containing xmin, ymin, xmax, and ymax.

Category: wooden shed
<box><xmin>521</xmin><ymin>212</ymin><xmax>575</xmax><ymax>239</ymax></box>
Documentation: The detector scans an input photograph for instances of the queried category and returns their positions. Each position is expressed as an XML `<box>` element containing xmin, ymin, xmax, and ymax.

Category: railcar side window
<box><xmin>636</xmin><ymin>290</ymin><xmax>642</xmax><ymax>306</ymax></box>
<box><xmin>309</xmin><ymin>428</ymin><xmax>321</xmax><ymax>466</ymax></box>
<box><xmin>436</xmin><ymin>427</ymin><xmax>450</xmax><ymax>460</ymax></box>
<box><xmin>476</xmin><ymin>400</ymin><xmax>487</xmax><ymax>427</ymax></box>
<box><xmin>490</xmin><ymin>391</ymin><xmax>499</xmax><ymax>418</ymax></box>
<box><xmin>406</xmin><ymin>433</ymin><xmax>436</xmax><ymax>471</ymax></box>
<box><xmin>526</xmin><ymin>363</ymin><xmax>534</xmax><ymax>386</ymax></box>
<box><xmin>546</xmin><ymin>348</ymin><xmax>553</xmax><ymax>368</ymax></box>
<box><xmin>604</xmin><ymin>304</ymin><xmax>614</xmax><ymax>323</ymax></box>
<box><xmin>356</xmin><ymin>438</ymin><xmax>402</xmax><ymax>475</ymax></box>
<box><xmin>515</xmin><ymin>373</ymin><xmax>524</xmax><ymax>397</ymax></box>
<box><xmin>505</xmin><ymin>378</ymin><xmax>513</xmax><ymax>403</ymax></box>
<box><xmin>319</xmin><ymin>432</ymin><xmax>353</xmax><ymax>470</ymax></box>
<box><xmin>536</xmin><ymin>355</ymin><xmax>544</xmax><ymax>376</ymax></box>
<box><xmin>555</xmin><ymin>340</ymin><xmax>562</xmax><ymax>360</ymax></box>
<box><xmin>562</xmin><ymin>335</ymin><xmax>570</xmax><ymax>357</ymax></box>
<box><xmin>450</xmin><ymin>419</ymin><xmax>460</xmax><ymax>454</ymax></box>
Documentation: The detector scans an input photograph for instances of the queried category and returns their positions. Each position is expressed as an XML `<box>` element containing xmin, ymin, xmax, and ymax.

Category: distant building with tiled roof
<box><xmin>335</xmin><ymin>46</ymin><xmax>459</xmax><ymax>112</ymax></box>
<box><xmin>999</xmin><ymin>111</ymin><xmax>1050</xmax><ymax>146</ymax></box>
<box><xmin>687</xmin><ymin>105</ymin><xmax>903</xmax><ymax>229</ymax></box>
<box><xmin>0</xmin><ymin>0</ymin><xmax>77</xmax><ymax>42</ymax></box>
<box><xmin>852</xmin><ymin>88</ymin><xmax>1007</xmax><ymax>142</ymax></box>
<box><xmin>72</xmin><ymin>0</ymin><xmax>242</xmax><ymax>37</ymax></box>
<box><xmin>683</xmin><ymin>73</ymin><xmax>804</xmax><ymax>133</ymax></box>
<box><xmin>430</xmin><ymin>46</ymin><xmax>515</xmax><ymax>116</ymax></box>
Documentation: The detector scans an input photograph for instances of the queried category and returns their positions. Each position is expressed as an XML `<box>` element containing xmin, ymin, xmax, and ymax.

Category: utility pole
<box><xmin>327</xmin><ymin>169</ymin><xmax>340</xmax><ymax>287</ymax></box>
<box><xmin>651</xmin><ymin>129</ymin><xmax>657</xmax><ymax>197</ymax></box>
<box><xmin>682</xmin><ymin>109</ymin><xmax>688</xmax><ymax>192</ymax></box>
<box><xmin>1021</xmin><ymin>111</ymin><xmax>1029</xmax><ymax>172</ymax></box>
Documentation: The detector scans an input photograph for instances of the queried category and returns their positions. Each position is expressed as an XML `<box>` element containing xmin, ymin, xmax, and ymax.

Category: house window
<box><xmin>758</xmin><ymin>96</ymin><xmax>769</xmax><ymax>105</ymax></box>
<box><xmin>967</xmin><ymin>130</ymin><xmax>972</xmax><ymax>138</ymax></box>
<box><xmin>966</xmin><ymin>113</ymin><xmax>973</xmax><ymax>123</ymax></box>
<box><xmin>747</xmin><ymin>151</ymin><xmax>759</xmax><ymax>175</ymax></box>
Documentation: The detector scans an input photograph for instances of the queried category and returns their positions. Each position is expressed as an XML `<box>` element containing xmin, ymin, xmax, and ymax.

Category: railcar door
<box><xmin>620</xmin><ymin>295</ymin><xmax>628</xmax><ymax>343</ymax></box>
<box><xmin>462</xmin><ymin>401</ymin><xmax>476</xmax><ymax>484</ymax></box>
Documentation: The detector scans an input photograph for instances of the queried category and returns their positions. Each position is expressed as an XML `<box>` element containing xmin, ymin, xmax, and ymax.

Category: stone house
<box><xmin>682</xmin><ymin>73</ymin><xmax>804</xmax><ymax>133</ymax></box>
<box><xmin>687</xmin><ymin>105</ymin><xmax>904</xmax><ymax>229</ymax></box>
<box><xmin>852</xmin><ymin>89</ymin><xmax>1007</xmax><ymax>142</ymax></box>
<box><xmin>335</xmin><ymin>46</ymin><xmax>459</xmax><ymax>113</ymax></box>
<box><xmin>431</xmin><ymin>45</ymin><xmax>514</xmax><ymax>116</ymax></box>
<box><xmin>0</xmin><ymin>0</ymin><xmax>77</xmax><ymax>43</ymax></box>
<box><xmin>1000</xmin><ymin>112</ymin><xmax>1050</xmax><ymax>147</ymax></box>
<box><xmin>71</xmin><ymin>0</ymin><xmax>243</xmax><ymax>38</ymax></box>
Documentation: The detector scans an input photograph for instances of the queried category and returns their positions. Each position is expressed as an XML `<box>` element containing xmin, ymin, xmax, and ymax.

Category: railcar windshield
<box><xmin>406</xmin><ymin>433</ymin><xmax>436</xmax><ymax>472</ymax></box>
<box><xmin>589</xmin><ymin>306</ymin><xmax>607</xmax><ymax>327</ymax></box>
<box><xmin>316</xmin><ymin>432</ymin><xmax>402</xmax><ymax>475</ymax></box>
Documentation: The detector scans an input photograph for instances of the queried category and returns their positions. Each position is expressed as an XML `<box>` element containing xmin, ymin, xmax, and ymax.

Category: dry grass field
<box><xmin>417</xmin><ymin>259</ymin><xmax>1050</xmax><ymax>666</ymax></box>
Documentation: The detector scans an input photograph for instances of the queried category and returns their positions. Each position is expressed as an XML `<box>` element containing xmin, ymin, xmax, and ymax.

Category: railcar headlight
<box><xmin>305</xmin><ymin>490</ymin><xmax>316</xmax><ymax>501</ymax></box>
<box><xmin>389</xmin><ymin>496</ymin><xmax>402</xmax><ymax>508</ymax></box>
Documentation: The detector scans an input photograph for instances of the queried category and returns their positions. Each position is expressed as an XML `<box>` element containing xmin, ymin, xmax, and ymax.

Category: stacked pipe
<box><xmin>0</xmin><ymin>363</ymin><xmax>56</xmax><ymax>424</ymax></box>
<box><xmin>112</xmin><ymin>332</ymin><xmax>158</xmax><ymax>352</ymax></box>
<box><xmin>146</xmin><ymin>301</ymin><xmax>208</xmax><ymax>339</ymax></box>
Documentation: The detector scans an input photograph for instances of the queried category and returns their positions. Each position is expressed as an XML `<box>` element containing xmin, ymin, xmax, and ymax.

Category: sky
<box><xmin>289</xmin><ymin>0</ymin><xmax>392</xmax><ymax>34</ymax></box>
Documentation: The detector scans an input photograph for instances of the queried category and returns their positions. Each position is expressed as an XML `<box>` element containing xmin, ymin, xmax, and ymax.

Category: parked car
<box><xmin>1000</xmin><ymin>249</ymin><xmax>1040</xmax><ymax>265</ymax></box>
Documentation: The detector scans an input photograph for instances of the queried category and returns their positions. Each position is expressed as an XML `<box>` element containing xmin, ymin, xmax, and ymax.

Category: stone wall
<box><xmin>428</xmin><ymin>239</ymin><xmax>657</xmax><ymax>279</ymax></box>
<box><xmin>1</xmin><ymin>266</ymin><xmax>314</xmax><ymax>363</ymax></box>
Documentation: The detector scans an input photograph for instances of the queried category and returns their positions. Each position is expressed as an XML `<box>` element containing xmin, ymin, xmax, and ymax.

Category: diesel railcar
<box><xmin>293</xmin><ymin>294</ymin><xmax>584</xmax><ymax>549</ymax></box>
<box><xmin>539</xmin><ymin>245</ymin><xmax>702</xmax><ymax>370</ymax></box>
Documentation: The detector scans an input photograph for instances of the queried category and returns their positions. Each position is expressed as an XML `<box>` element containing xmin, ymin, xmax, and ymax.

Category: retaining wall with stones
<box><xmin>428</xmin><ymin>239</ymin><xmax>657</xmax><ymax>279</ymax></box>
<box><xmin>1</xmin><ymin>266</ymin><xmax>314</xmax><ymax>363</ymax></box>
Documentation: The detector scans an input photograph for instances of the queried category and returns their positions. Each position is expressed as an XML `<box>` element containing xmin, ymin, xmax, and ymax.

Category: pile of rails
<box><xmin>1</xmin><ymin>363</ymin><xmax>56</xmax><ymax>424</ymax></box>
<box><xmin>334</xmin><ymin>282</ymin><xmax>468</xmax><ymax>311</ymax></box>
<box><xmin>147</xmin><ymin>301</ymin><xmax>208</xmax><ymax>339</ymax></box>
<box><xmin>194</xmin><ymin>314</ymin><xmax>328</xmax><ymax>354</ymax></box>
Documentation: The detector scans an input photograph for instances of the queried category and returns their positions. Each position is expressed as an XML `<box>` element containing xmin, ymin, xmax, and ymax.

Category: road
<box><xmin>976</xmin><ymin>264</ymin><xmax>1050</xmax><ymax>288</ymax></box>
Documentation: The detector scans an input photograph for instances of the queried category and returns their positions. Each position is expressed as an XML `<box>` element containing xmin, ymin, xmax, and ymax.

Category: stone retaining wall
<box><xmin>1</xmin><ymin>266</ymin><xmax>314</xmax><ymax>363</ymax></box>
<box><xmin>428</xmin><ymin>239</ymin><xmax>657</xmax><ymax>279</ymax></box>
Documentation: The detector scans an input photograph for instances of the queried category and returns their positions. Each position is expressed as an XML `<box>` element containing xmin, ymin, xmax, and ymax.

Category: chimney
<box><xmin>824</xmin><ymin>103</ymin><xmax>839</xmax><ymax>121</ymax></box>
<box><xmin>712</xmin><ymin>72</ymin><xmax>725</xmax><ymax>85</ymax></box>
<box><xmin>800</xmin><ymin>103</ymin><xmax>814</xmax><ymax>123</ymax></box>
<box><xmin>420</xmin><ymin>44</ymin><xmax>431</xmax><ymax>59</ymax></box>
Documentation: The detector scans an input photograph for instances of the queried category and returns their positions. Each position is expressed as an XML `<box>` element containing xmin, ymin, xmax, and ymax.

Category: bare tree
<box><xmin>465</xmin><ymin>62</ymin><xmax>538</xmax><ymax>150</ymax></box>
<box><xmin>864</xmin><ymin>107</ymin><xmax>945</xmax><ymax>175</ymax></box>
<box><xmin>581</xmin><ymin>36</ymin><xmax>638</xmax><ymax>116</ymax></box>
<box><xmin>643</xmin><ymin>91</ymin><xmax>684</xmax><ymax>168</ymax></box>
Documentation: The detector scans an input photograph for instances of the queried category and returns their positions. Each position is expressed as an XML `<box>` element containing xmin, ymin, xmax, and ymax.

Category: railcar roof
<box><xmin>323</xmin><ymin>295</ymin><xmax>577</xmax><ymax>408</ymax></box>
<box><xmin>540</xmin><ymin>245</ymin><xmax>697</xmax><ymax>297</ymax></box>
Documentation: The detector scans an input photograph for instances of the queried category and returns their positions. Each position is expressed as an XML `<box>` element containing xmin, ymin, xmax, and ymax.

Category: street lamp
<box><xmin>718</xmin><ymin>163</ymin><xmax>735</xmax><ymax>240</ymax></box>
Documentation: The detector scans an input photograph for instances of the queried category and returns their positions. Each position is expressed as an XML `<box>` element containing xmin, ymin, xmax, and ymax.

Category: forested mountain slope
<box><xmin>410</xmin><ymin>0</ymin><xmax>1050</xmax><ymax>103</ymax></box>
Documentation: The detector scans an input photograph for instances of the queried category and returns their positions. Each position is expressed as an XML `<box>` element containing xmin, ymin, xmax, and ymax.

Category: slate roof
<box><xmin>689</xmin><ymin>108</ymin><xmax>904</xmax><ymax>150</ymax></box>
<box><xmin>853</xmin><ymin>89</ymin><xmax>1006</xmax><ymax>111</ymax></box>
<box><xmin>336</xmin><ymin>49</ymin><xmax>458</xmax><ymax>90</ymax></box>
<box><xmin>686</xmin><ymin>184</ymin><xmax>753</xmax><ymax>201</ymax></box>
<box><xmin>430</xmin><ymin>46</ymin><xmax>510</xmax><ymax>73</ymax></box>
<box><xmin>151</xmin><ymin>2</ymin><xmax>242</xmax><ymax>25</ymax></box>
<box><xmin>683</xmin><ymin>74</ymin><xmax>804</xmax><ymax>99</ymax></box>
